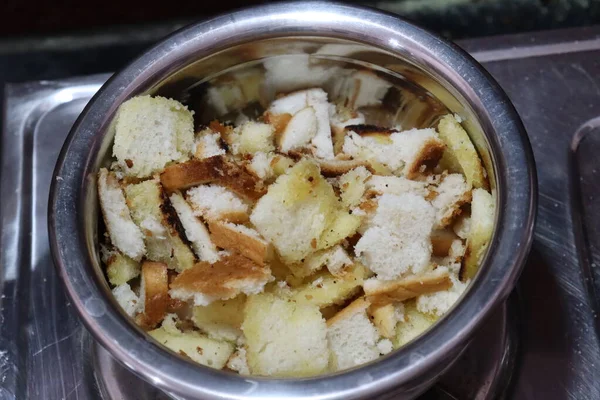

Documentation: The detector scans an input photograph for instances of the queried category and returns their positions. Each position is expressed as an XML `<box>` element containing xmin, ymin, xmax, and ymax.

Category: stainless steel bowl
<box><xmin>48</xmin><ymin>3</ymin><xmax>536</xmax><ymax>399</ymax></box>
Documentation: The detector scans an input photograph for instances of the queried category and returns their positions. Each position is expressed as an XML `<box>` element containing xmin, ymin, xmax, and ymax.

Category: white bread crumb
<box><xmin>327</xmin><ymin>298</ymin><xmax>381</xmax><ymax>371</ymax></box>
<box><xmin>227</xmin><ymin>347</ymin><xmax>250</xmax><ymax>375</ymax></box>
<box><xmin>112</xmin><ymin>283</ymin><xmax>141</xmax><ymax>317</ymax></box>
<box><xmin>186</xmin><ymin>184</ymin><xmax>249</xmax><ymax>223</ymax></box>
<box><xmin>248</xmin><ymin>152</ymin><xmax>273</xmax><ymax>180</ymax></box>
<box><xmin>169</xmin><ymin>192</ymin><xmax>220</xmax><ymax>263</ymax></box>
<box><xmin>231</xmin><ymin>121</ymin><xmax>275</xmax><ymax>155</ymax></box>
<box><xmin>377</xmin><ymin>338</ymin><xmax>393</xmax><ymax>355</ymax></box>
<box><xmin>195</xmin><ymin>130</ymin><xmax>225</xmax><ymax>159</ymax></box>
<box><xmin>354</xmin><ymin>193</ymin><xmax>435</xmax><ymax>280</ymax></box>
<box><xmin>113</xmin><ymin>95</ymin><xmax>194</xmax><ymax>178</ymax></box>
<box><xmin>97</xmin><ymin>168</ymin><xmax>145</xmax><ymax>261</ymax></box>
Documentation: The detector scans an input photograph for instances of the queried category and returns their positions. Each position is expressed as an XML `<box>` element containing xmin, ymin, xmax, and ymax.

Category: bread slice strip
<box><xmin>363</xmin><ymin>269</ymin><xmax>452</xmax><ymax>306</ymax></box>
<box><xmin>277</xmin><ymin>106</ymin><xmax>317</xmax><ymax>153</ymax></box>
<box><xmin>208</xmin><ymin>220</ymin><xmax>271</xmax><ymax>266</ymax></box>
<box><xmin>461</xmin><ymin>188</ymin><xmax>495</xmax><ymax>280</ymax></box>
<box><xmin>169</xmin><ymin>192</ymin><xmax>220</xmax><ymax>263</ymax></box>
<box><xmin>124</xmin><ymin>179</ymin><xmax>196</xmax><ymax>271</ymax></box>
<box><xmin>97</xmin><ymin>168</ymin><xmax>145</xmax><ymax>261</ymax></box>
<box><xmin>437</xmin><ymin>114</ymin><xmax>487</xmax><ymax>189</ymax></box>
<box><xmin>242</xmin><ymin>293</ymin><xmax>329</xmax><ymax>377</ymax></box>
<box><xmin>169</xmin><ymin>254</ymin><xmax>272</xmax><ymax>306</ymax></box>
<box><xmin>368</xmin><ymin>303</ymin><xmax>403</xmax><ymax>339</ymax></box>
<box><xmin>431</xmin><ymin>173</ymin><xmax>472</xmax><ymax>228</ymax></box>
<box><xmin>160</xmin><ymin>155</ymin><xmax>266</xmax><ymax>202</ymax></box>
<box><xmin>296</xmin><ymin>245</ymin><xmax>354</xmax><ymax>278</ymax></box>
<box><xmin>326</xmin><ymin>297</ymin><xmax>381</xmax><ymax>371</ymax></box>
<box><xmin>186</xmin><ymin>184</ymin><xmax>249</xmax><ymax>223</ymax></box>
<box><xmin>317</xmin><ymin>158</ymin><xmax>372</xmax><ymax>177</ymax></box>
<box><xmin>112</xmin><ymin>95</ymin><xmax>194</xmax><ymax>178</ymax></box>
<box><xmin>138</xmin><ymin>261</ymin><xmax>169</xmax><ymax>329</ymax></box>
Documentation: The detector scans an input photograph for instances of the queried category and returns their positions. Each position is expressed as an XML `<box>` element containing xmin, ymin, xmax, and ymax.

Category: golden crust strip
<box><xmin>326</xmin><ymin>297</ymin><xmax>370</xmax><ymax>327</ymax></box>
<box><xmin>364</xmin><ymin>270</ymin><xmax>452</xmax><ymax>306</ymax></box>
<box><xmin>208</xmin><ymin>221</ymin><xmax>271</xmax><ymax>266</ymax></box>
<box><xmin>160</xmin><ymin>156</ymin><xmax>266</xmax><ymax>201</ymax></box>
<box><xmin>317</xmin><ymin>158</ymin><xmax>373</xmax><ymax>177</ymax></box>
<box><xmin>405</xmin><ymin>138</ymin><xmax>446</xmax><ymax>179</ymax></box>
<box><xmin>139</xmin><ymin>261</ymin><xmax>169</xmax><ymax>329</ymax></box>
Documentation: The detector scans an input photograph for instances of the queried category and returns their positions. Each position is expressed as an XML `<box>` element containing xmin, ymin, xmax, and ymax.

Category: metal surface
<box><xmin>0</xmin><ymin>74</ymin><xmax>519</xmax><ymax>400</ymax></box>
<box><xmin>47</xmin><ymin>3</ymin><xmax>535</xmax><ymax>400</ymax></box>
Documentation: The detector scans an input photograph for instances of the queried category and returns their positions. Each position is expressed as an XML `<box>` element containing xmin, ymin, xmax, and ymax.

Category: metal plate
<box><xmin>3</xmin><ymin>25</ymin><xmax>600</xmax><ymax>399</ymax></box>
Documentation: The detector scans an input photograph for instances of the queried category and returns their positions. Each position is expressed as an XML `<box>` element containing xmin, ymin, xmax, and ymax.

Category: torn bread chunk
<box><xmin>368</xmin><ymin>303</ymin><xmax>405</xmax><ymax>339</ymax></box>
<box><xmin>364</xmin><ymin>268</ymin><xmax>452</xmax><ymax>306</ymax></box>
<box><xmin>150</xmin><ymin>321</ymin><xmax>234</xmax><ymax>369</ymax></box>
<box><xmin>102</xmin><ymin>247</ymin><xmax>141</xmax><ymax>286</ymax></box>
<box><xmin>97</xmin><ymin>168</ymin><xmax>145</xmax><ymax>261</ymax></box>
<box><xmin>193</xmin><ymin>295</ymin><xmax>246</xmax><ymax>342</ymax></box>
<box><xmin>327</xmin><ymin>298</ymin><xmax>381</xmax><ymax>371</ymax></box>
<box><xmin>330</xmin><ymin>103</ymin><xmax>366</xmax><ymax>154</ymax></box>
<box><xmin>267</xmin><ymin>88</ymin><xmax>334</xmax><ymax>159</ymax></box>
<box><xmin>317</xmin><ymin>158</ymin><xmax>372</xmax><ymax>177</ymax></box>
<box><xmin>169</xmin><ymin>254</ymin><xmax>272</xmax><ymax>306</ymax></box>
<box><xmin>354</xmin><ymin>193</ymin><xmax>436</xmax><ymax>280</ymax></box>
<box><xmin>431</xmin><ymin>229</ymin><xmax>460</xmax><ymax>258</ymax></box>
<box><xmin>169</xmin><ymin>192</ymin><xmax>220</xmax><ymax>263</ymax></box>
<box><xmin>112</xmin><ymin>95</ymin><xmax>194</xmax><ymax>178</ymax></box>
<box><xmin>230</xmin><ymin>121</ymin><xmax>275</xmax><ymax>155</ymax></box>
<box><xmin>462</xmin><ymin>188</ymin><xmax>495</xmax><ymax>280</ymax></box>
<box><xmin>394</xmin><ymin>300</ymin><xmax>437</xmax><ymax>348</ymax></box>
<box><xmin>453</xmin><ymin>214</ymin><xmax>471</xmax><ymax>240</ymax></box>
<box><xmin>431</xmin><ymin>173</ymin><xmax>471</xmax><ymax>228</ymax></box>
<box><xmin>112</xmin><ymin>283</ymin><xmax>141</xmax><ymax>317</ymax></box>
<box><xmin>138</xmin><ymin>261</ymin><xmax>169</xmax><ymax>328</ymax></box>
<box><xmin>437</xmin><ymin>114</ymin><xmax>487</xmax><ymax>189</ymax></box>
<box><xmin>416</xmin><ymin>274</ymin><xmax>468</xmax><ymax>317</ymax></box>
<box><xmin>186</xmin><ymin>184</ymin><xmax>249</xmax><ymax>223</ymax></box>
<box><xmin>227</xmin><ymin>347</ymin><xmax>250</xmax><ymax>375</ymax></box>
<box><xmin>208</xmin><ymin>220</ymin><xmax>271</xmax><ymax>265</ymax></box>
<box><xmin>391</xmin><ymin>128</ymin><xmax>445</xmax><ymax>179</ymax></box>
<box><xmin>246</xmin><ymin>152</ymin><xmax>296</xmax><ymax>181</ymax></box>
<box><xmin>297</xmin><ymin>245</ymin><xmax>355</xmax><ymax>278</ymax></box>
<box><xmin>278</xmin><ymin>106</ymin><xmax>317</xmax><ymax>153</ymax></box>
<box><xmin>338</xmin><ymin>166</ymin><xmax>371</xmax><ymax>209</ymax></box>
<box><xmin>124</xmin><ymin>179</ymin><xmax>196</xmax><ymax>271</ymax></box>
<box><xmin>194</xmin><ymin>128</ymin><xmax>225</xmax><ymax>159</ymax></box>
<box><xmin>242</xmin><ymin>293</ymin><xmax>329</xmax><ymax>377</ymax></box>
<box><xmin>290</xmin><ymin>264</ymin><xmax>368</xmax><ymax>309</ymax></box>
<box><xmin>250</xmin><ymin>159</ymin><xmax>359</xmax><ymax>263</ymax></box>
<box><xmin>330</xmin><ymin>70</ymin><xmax>392</xmax><ymax>109</ymax></box>
<box><xmin>160</xmin><ymin>156</ymin><xmax>266</xmax><ymax>202</ymax></box>
<box><xmin>365</xmin><ymin>175</ymin><xmax>429</xmax><ymax>198</ymax></box>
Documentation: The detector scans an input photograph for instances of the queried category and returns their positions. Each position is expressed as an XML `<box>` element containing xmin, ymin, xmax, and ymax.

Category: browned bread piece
<box><xmin>169</xmin><ymin>254</ymin><xmax>272</xmax><ymax>306</ymax></box>
<box><xmin>264</xmin><ymin>112</ymin><xmax>292</xmax><ymax>136</ymax></box>
<box><xmin>404</xmin><ymin>137</ymin><xmax>446</xmax><ymax>179</ymax></box>
<box><xmin>368</xmin><ymin>303</ymin><xmax>397</xmax><ymax>339</ymax></box>
<box><xmin>160</xmin><ymin>155</ymin><xmax>266</xmax><ymax>202</ymax></box>
<box><xmin>138</xmin><ymin>261</ymin><xmax>169</xmax><ymax>329</ymax></box>
<box><xmin>208</xmin><ymin>220</ymin><xmax>271</xmax><ymax>266</ymax></box>
<box><xmin>364</xmin><ymin>269</ymin><xmax>452</xmax><ymax>306</ymax></box>
<box><xmin>317</xmin><ymin>158</ymin><xmax>373</xmax><ymax>177</ymax></box>
<box><xmin>431</xmin><ymin>229</ymin><xmax>460</xmax><ymax>257</ymax></box>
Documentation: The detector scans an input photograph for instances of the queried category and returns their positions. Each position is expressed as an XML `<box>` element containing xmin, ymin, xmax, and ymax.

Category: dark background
<box><xmin>1</xmin><ymin>0</ymin><xmax>600</xmax><ymax>83</ymax></box>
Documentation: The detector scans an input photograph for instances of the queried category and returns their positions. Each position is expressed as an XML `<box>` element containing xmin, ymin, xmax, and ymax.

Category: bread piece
<box><xmin>194</xmin><ymin>128</ymin><xmax>225</xmax><ymax>159</ymax></box>
<box><xmin>391</xmin><ymin>129</ymin><xmax>445</xmax><ymax>179</ymax></box>
<box><xmin>112</xmin><ymin>95</ymin><xmax>194</xmax><ymax>178</ymax></box>
<box><xmin>365</xmin><ymin>175</ymin><xmax>429</xmax><ymax>198</ymax></box>
<box><xmin>231</xmin><ymin>121</ymin><xmax>275</xmax><ymax>155</ymax></box>
<box><xmin>431</xmin><ymin>173</ymin><xmax>471</xmax><ymax>228</ymax></box>
<box><xmin>267</xmin><ymin>89</ymin><xmax>334</xmax><ymax>159</ymax></box>
<box><xmin>192</xmin><ymin>295</ymin><xmax>246</xmax><ymax>342</ymax></box>
<box><xmin>354</xmin><ymin>193</ymin><xmax>435</xmax><ymax>280</ymax></box>
<box><xmin>363</xmin><ymin>268</ymin><xmax>452</xmax><ymax>306</ymax></box>
<box><xmin>330</xmin><ymin>70</ymin><xmax>392</xmax><ymax>109</ymax></box>
<box><xmin>278</xmin><ymin>106</ymin><xmax>317</xmax><ymax>153</ymax></box>
<box><xmin>97</xmin><ymin>168</ymin><xmax>145</xmax><ymax>261</ymax></box>
<box><xmin>368</xmin><ymin>303</ymin><xmax>404</xmax><ymax>339</ymax></box>
<box><xmin>226</xmin><ymin>347</ymin><xmax>250</xmax><ymax>375</ymax></box>
<box><xmin>169</xmin><ymin>192</ymin><xmax>220</xmax><ymax>263</ymax></box>
<box><xmin>326</xmin><ymin>298</ymin><xmax>381</xmax><ymax>371</ymax></box>
<box><xmin>242</xmin><ymin>293</ymin><xmax>329</xmax><ymax>377</ymax></box>
<box><xmin>250</xmin><ymin>160</ymin><xmax>358</xmax><ymax>263</ymax></box>
<box><xmin>296</xmin><ymin>245</ymin><xmax>354</xmax><ymax>278</ymax></box>
<box><xmin>138</xmin><ymin>261</ymin><xmax>169</xmax><ymax>328</ymax></box>
<box><xmin>416</xmin><ymin>274</ymin><xmax>469</xmax><ymax>317</ymax></box>
<box><xmin>112</xmin><ymin>283</ymin><xmax>142</xmax><ymax>317</ymax></box>
<box><xmin>208</xmin><ymin>220</ymin><xmax>271</xmax><ymax>265</ymax></box>
<box><xmin>431</xmin><ymin>229</ymin><xmax>460</xmax><ymax>257</ymax></box>
<box><xmin>124</xmin><ymin>179</ymin><xmax>196</xmax><ymax>271</ymax></box>
<box><xmin>103</xmin><ymin>248</ymin><xmax>141</xmax><ymax>286</ymax></box>
<box><xmin>290</xmin><ymin>264</ymin><xmax>368</xmax><ymax>309</ymax></box>
<box><xmin>149</xmin><ymin>324</ymin><xmax>234</xmax><ymax>369</ymax></box>
<box><xmin>330</xmin><ymin>104</ymin><xmax>366</xmax><ymax>154</ymax></box>
<box><xmin>264</xmin><ymin>112</ymin><xmax>292</xmax><ymax>136</ymax></box>
<box><xmin>437</xmin><ymin>114</ymin><xmax>487</xmax><ymax>189</ymax></box>
<box><xmin>169</xmin><ymin>254</ymin><xmax>272</xmax><ymax>306</ymax></box>
<box><xmin>160</xmin><ymin>156</ymin><xmax>266</xmax><ymax>202</ymax></box>
<box><xmin>394</xmin><ymin>300</ymin><xmax>437</xmax><ymax>348</ymax></box>
<box><xmin>453</xmin><ymin>214</ymin><xmax>471</xmax><ymax>240</ymax></box>
<box><xmin>186</xmin><ymin>184</ymin><xmax>249</xmax><ymax>223</ymax></box>
<box><xmin>461</xmin><ymin>188</ymin><xmax>495</xmax><ymax>280</ymax></box>
<box><xmin>338</xmin><ymin>166</ymin><xmax>371</xmax><ymax>209</ymax></box>
<box><xmin>317</xmin><ymin>158</ymin><xmax>372</xmax><ymax>177</ymax></box>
